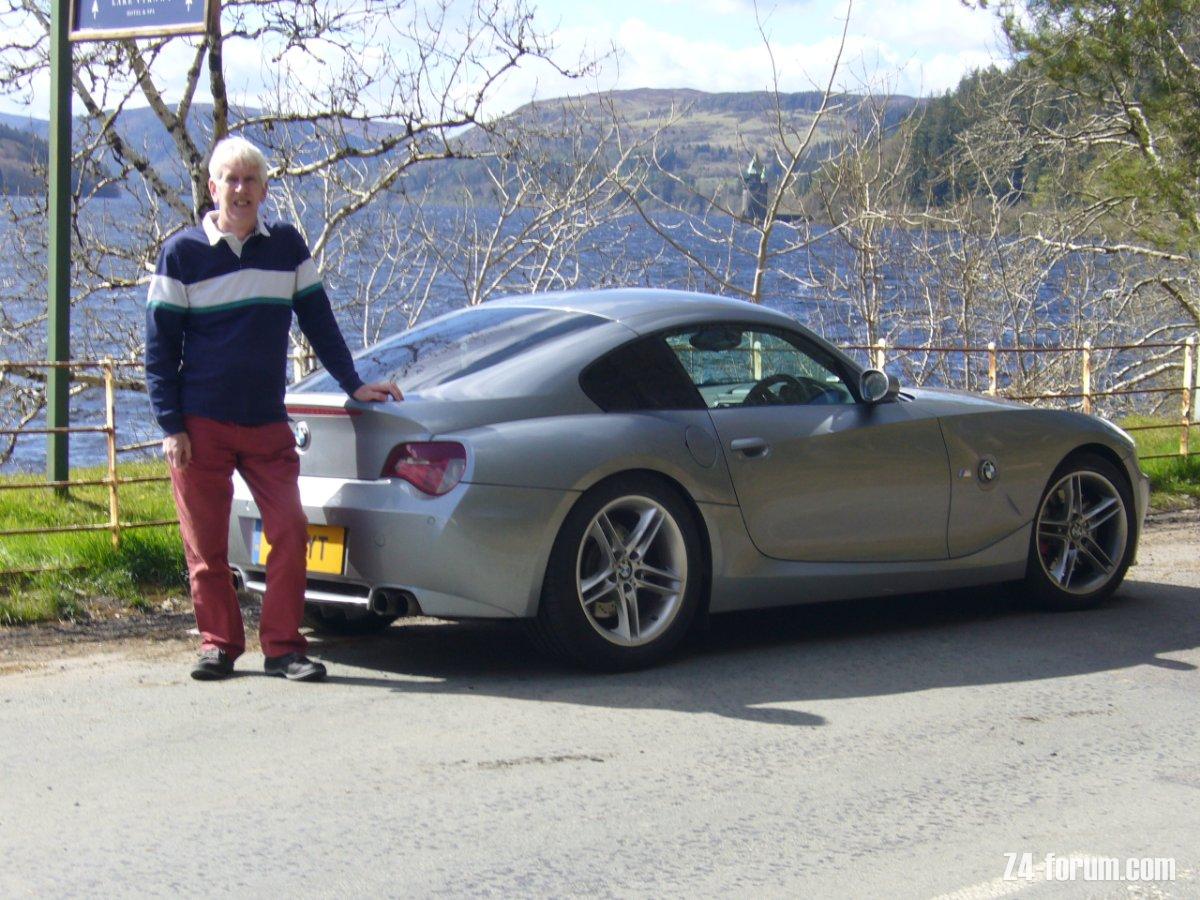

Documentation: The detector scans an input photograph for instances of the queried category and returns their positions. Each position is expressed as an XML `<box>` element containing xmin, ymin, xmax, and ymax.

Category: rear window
<box><xmin>295</xmin><ymin>306</ymin><xmax>606</xmax><ymax>393</ymax></box>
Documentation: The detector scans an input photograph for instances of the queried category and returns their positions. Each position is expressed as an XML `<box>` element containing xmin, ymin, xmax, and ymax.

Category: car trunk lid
<box><xmin>284</xmin><ymin>391</ymin><xmax>577</xmax><ymax>480</ymax></box>
<box><xmin>286</xmin><ymin>394</ymin><xmax>441</xmax><ymax>480</ymax></box>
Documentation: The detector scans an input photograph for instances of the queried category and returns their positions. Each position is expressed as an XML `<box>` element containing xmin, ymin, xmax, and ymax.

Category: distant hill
<box><xmin>0</xmin><ymin>115</ymin><xmax>119</xmax><ymax>197</ymax></box>
<box><xmin>0</xmin><ymin>122</ymin><xmax>44</xmax><ymax>195</ymax></box>
<box><xmin>408</xmin><ymin>88</ymin><xmax>922</xmax><ymax>211</ymax></box>
<box><xmin>0</xmin><ymin>104</ymin><xmax>408</xmax><ymax>197</ymax></box>
<box><xmin>0</xmin><ymin>88</ymin><xmax>920</xmax><ymax>205</ymax></box>
<box><xmin>0</xmin><ymin>113</ymin><xmax>48</xmax><ymax>139</ymax></box>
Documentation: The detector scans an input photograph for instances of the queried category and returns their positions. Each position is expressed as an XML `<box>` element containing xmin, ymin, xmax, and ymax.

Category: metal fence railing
<box><xmin>1</xmin><ymin>336</ymin><xmax>1197</xmax><ymax>572</ymax></box>
<box><xmin>846</xmin><ymin>336</ymin><xmax>1198</xmax><ymax>461</ymax></box>
<box><xmin>0</xmin><ymin>359</ymin><xmax>175</xmax><ymax>557</ymax></box>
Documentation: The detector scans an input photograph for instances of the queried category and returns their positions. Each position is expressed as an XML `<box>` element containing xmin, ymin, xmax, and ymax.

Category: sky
<box><xmin>490</xmin><ymin>0</ymin><xmax>1009</xmax><ymax>109</ymax></box>
<box><xmin>0</xmin><ymin>0</ymin><xmax>1010</xmax><ymax>118</ymax></box>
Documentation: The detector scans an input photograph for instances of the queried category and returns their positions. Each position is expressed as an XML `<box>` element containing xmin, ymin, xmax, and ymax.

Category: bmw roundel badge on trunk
<box><xmin>292</xmin><ymin>420</ymin><xmax>311</xmax><ymax>451</ymax></box>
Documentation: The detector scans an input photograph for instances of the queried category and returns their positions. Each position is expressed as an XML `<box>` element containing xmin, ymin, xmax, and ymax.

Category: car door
<box><xmin>664</xmin><ymin>324</ymin><xmax>952</xmax><ymax>563</ymax></box>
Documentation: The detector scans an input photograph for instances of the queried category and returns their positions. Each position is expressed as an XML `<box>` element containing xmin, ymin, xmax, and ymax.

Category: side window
<box><xmin>580</xmin><ymin>337</ymin><xmax>705</xmax><ymax>412</ymax></box>
<box><xmin>665</xmin><ymin>325</ymin><xmax>855</xmax><ymax>408</ymax></box>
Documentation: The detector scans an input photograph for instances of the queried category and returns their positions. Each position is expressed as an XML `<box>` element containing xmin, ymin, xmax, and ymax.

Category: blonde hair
<box><xmin>208</xmin><ymin>136</ymin><xmax>269</xmax><ymax>182</ymax></box>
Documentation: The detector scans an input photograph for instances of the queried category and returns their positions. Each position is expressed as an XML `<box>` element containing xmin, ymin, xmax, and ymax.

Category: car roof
<box><xmin>488</xmin><ymin>287</ymin><xmax>801</xmax><ymax>335</ymax></box>
<box><xmin>296</xmin><ymin>287</ymin><xmax>866</xmax><ymax>408</ymax></box>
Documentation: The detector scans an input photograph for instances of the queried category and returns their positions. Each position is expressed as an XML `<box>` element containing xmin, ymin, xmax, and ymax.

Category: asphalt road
<box><xmin>1</xmin><ymin>513</ymin><xmax>1198</xmax><ymax>898</ymax></box>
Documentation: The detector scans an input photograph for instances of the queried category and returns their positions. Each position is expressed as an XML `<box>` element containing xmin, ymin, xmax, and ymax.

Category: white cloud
<box><xmin>854</xmin><ymin>0</ymin><xmax>1004</xmax><ymax>54</ymax></box>
<box><xmin>907</xmin><ymin>49</ymin><xmax>1004</xmax><ymax>94</ymax></box>
<box><xmin>480</xmin><ymin>0</ymin><xmax>1008</xmax><ymax>112</ymax></box>
<box><xmin>657</xmin><ymin>0</ymin><xmax>755</xmax><ymax>15</ymax></box>
<box><xmin>0</xmin><ymin>0</ymin><xmax>1009</xmax><ymax>119</ymax></box>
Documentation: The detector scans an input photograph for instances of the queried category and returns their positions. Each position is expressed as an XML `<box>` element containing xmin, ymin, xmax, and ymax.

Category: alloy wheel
<box><xmin>1035</xmin><ymin>469</ymin><xmax>1129</xmax><ymax>595</ymax></box>
<box><xmin>575</xmin><ymin>495</ymin><xmax>689</xmax><ymax>647</ymax></box>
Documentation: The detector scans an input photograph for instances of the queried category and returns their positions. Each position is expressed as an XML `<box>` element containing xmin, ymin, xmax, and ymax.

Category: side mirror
<box><xmin>859</xmin><ymin>368</ymin><xmax>900</xmax><ymax>404</ymax></box>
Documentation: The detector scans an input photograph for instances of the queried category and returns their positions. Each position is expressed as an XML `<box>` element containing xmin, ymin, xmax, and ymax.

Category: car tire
<box><xmin>1022</xmin><ymin>453</ymin><xmax>1136</xmax><ymax>611</ymax></box>
<box><xmin>303</xmin><ymin>604</ymin><xmax>398</xmax><ymax>635</ymax></box>
<box><xmin>530</xmin><ymin>474</ymin><xmax>704</xmax><ymax>671</ymax></box>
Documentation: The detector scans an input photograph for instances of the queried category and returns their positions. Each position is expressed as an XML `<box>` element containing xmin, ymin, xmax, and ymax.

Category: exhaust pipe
<box><xmin>370</xmin><ymin>589</ymin><xmax>415</xmax><ymax>617</ymax></box>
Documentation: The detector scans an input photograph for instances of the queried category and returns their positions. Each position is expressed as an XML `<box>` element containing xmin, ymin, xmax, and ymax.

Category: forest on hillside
<box><xmin>0</xmin><ymin>119</ymin><xmax>117</xmax><ymax>198</ymax></box>
<box><xmin>0</xmin><ymin>122</ymin><xmax>43</xmax><ymax>195</ymax></box>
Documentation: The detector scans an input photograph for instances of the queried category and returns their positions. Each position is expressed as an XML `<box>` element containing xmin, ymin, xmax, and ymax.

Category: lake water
<box><xmin>0</xmin><ymin>196</ymin><xmax>1154</xmax><ymax>473</ymax></box>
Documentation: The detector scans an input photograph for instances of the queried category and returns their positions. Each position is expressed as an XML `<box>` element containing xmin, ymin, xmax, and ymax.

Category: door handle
<box><xmin>730</xmin><ymin>437</ymin><xmax>769</xmax><ymax>458</ymax></box>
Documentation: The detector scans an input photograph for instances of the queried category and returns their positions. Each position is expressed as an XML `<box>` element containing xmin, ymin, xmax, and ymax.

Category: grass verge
<box><xmin>1122</xmin><ymin>416</ymin><xmax>1200</xmax><ymax>507</ymax></box>
<box><xmin>0</xmin><ymin>460</ymin><xmax>185</xmax><ymax>625</ymax></box>
<box><xmin>0</xmin><ymin>419</ymin><xmax>1196</xmax><ymax>626</ymax></box>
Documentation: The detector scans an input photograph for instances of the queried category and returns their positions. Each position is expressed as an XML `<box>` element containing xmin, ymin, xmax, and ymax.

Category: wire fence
<box><xmin>1</xmin><ymin>335</ymin><xmax>1197</xmax><ymax>561</ymax></box>
<box><xmin>0</xmin><ymin>359</ymin><xmax>174</xmax><ymax>551</ymax></box>
<box><xmin>845</xmin><ymin>335</ymin><xmax>1198</xmax><ymax>461</ymax></box>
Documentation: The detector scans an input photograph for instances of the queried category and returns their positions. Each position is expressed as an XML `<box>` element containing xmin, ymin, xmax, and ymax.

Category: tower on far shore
<box><xmin>740</xmin><ymin>153</ymin><xmax>768</xmax><ymax>222</ymax></box>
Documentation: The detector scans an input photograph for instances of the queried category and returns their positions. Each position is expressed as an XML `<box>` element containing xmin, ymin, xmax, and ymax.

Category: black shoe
<box><xmin>264</xmin><ymin>652</ymin><xmax>327</xmax><ymax>682</ymax></box>
<box><xmin>191</xmin><ymin>647</ymin><xmax>234</xmax><ymax>681</ymax></box>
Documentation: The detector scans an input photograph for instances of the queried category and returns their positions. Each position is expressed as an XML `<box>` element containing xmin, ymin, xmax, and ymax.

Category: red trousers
<box><xmin>171</xmin><ymin>415</ymin><xmax>308</xmax><ymax>659</ymax></box>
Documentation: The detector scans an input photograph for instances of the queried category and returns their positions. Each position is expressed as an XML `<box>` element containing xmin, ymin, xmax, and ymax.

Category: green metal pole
<box><xmin>47</xmin><ymin>0</ymin><xmax>71</xmax><ymax>488</ymax></box>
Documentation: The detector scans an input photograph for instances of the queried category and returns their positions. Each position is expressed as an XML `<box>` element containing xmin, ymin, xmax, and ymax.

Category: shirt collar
<box><xmin>202</xmin><ymin>209</ymin><xmax>270</xmax><ymax>248</ymax></box>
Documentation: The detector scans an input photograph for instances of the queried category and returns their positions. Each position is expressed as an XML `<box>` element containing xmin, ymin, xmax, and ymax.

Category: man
<box><xmin>146</xmin><ymin>136</ymin><xmax>402</xmax><ymax>683</ymax></box>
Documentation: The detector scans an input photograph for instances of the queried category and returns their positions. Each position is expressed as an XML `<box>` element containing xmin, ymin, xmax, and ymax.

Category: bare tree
<box><xmin>808</xmin><ymin>85</ymin><xmax>923</xmax><ymax>351</ymax></box>
<box><xmin>863</xmin><ymin>64</ymin><xmax>1197</xmax><ymax>407</ymax></box>
<box><xmin>983</xmin><ymin>0</ymin><xmax>1200</xmax><ymax>329</ymax></box>
<box><xmin>603</xmin><ymin>4</ymin><xmax>854</xmax><ymax>306</ymax></box>
<box><xmin>0</xmin><ymin>0</ymin><xmax>583</xmax><ymax>456</ymax></box>
<box><xmin>405</xmin><ymin>108</ymin><xmax>649</xmax><ymax>310</ymax></box>
<box><xmin>0</xmin><ymin>0</ymin><xmax>580</xmax><ymax>335</ymax></box>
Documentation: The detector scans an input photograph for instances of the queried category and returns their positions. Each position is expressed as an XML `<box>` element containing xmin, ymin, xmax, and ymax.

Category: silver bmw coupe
<box><xmin>228</xmin><ymin>289</ymin><xmax>1150</xmax><ymax>670</ymax></box>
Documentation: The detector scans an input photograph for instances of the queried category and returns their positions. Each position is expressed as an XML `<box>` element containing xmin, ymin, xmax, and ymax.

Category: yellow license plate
<box><xmin>254</xmin><ymin>522</ymin><xmax>346</xmax><ymax>575</ymax></box>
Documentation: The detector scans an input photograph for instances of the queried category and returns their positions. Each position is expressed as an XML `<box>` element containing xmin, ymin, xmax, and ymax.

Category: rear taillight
<box><xmin>381</xmin><ymin>442</ymin><xmax>466</xmax><ymax>495</ymax></box>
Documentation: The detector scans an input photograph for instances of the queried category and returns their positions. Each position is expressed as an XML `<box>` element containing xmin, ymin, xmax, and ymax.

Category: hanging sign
<box><xmin>70</xmin><ymin>0</ymin><xmax>217</xmax><ymax>41</ymax></box>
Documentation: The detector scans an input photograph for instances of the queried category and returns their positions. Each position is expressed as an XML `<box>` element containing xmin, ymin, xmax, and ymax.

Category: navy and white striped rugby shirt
<box><xmin>145</xmin><ymin>215</ymin><xmax>364</xmax><ymax>436</ymax></box>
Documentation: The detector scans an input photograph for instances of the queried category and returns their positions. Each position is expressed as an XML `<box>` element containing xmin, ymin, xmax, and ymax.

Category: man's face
<box><xmin>208</xmin><ymin>159</ymin><xmax>267</xmax><ymax>238</ymax></box>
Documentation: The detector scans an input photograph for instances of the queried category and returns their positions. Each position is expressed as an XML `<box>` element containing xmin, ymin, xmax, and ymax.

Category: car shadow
<box><xmin>309</xmin><ymin>578</ymin><xmax>1200</xmax><ymax>726</ymax></box>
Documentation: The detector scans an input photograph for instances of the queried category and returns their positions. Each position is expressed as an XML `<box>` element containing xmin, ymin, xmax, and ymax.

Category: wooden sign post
<box><xmin>46</xmin><ymin>0</ymin><xmax>217</xmax><ymax>487</ymax></box>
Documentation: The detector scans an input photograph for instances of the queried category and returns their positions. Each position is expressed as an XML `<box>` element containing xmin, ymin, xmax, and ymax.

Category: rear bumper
<box><xmin>228</xmin><ymin>474</ymin><xmax>579</xmax><ymax>619</ymax></box>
